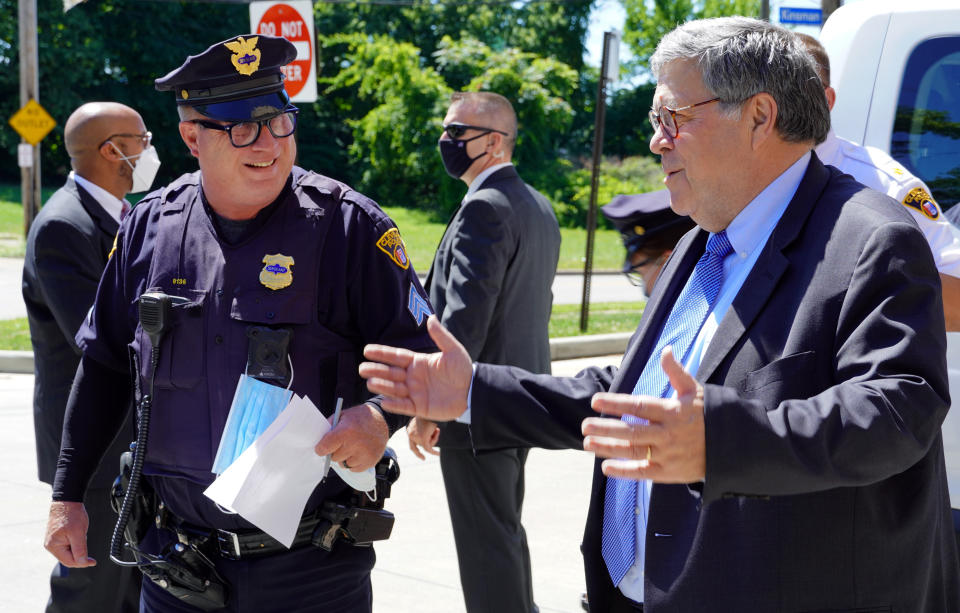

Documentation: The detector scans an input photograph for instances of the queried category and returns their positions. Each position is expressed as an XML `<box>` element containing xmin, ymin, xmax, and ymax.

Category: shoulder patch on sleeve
<box><xmin>376</xmin><ymin>227</ymin><xmax>410</xmax><ymax>270</ymax></box>
<box><xmin>902</xmin><ymin>187</ymin><xmax>941</xmax><ymax>220</ymax></box>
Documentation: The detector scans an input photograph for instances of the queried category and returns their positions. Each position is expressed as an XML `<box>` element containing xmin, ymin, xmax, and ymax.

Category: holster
<box><xmin>112</xmin><ymin>450</ymin><xmax>229</xmax><ymax>610</ymax></box>
<box><xmin>110</xmin><ymin>446</ymin><xmax>157</xmax><ymax>551</ymax></box>
<box><xmin>312</xmin><ymin>447</ymin><xmax>401</xmax><ymax>551</ymax></box>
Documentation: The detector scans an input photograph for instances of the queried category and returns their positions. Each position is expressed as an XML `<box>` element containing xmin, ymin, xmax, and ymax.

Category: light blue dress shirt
<box><xmin>617</xmin><ymin>152</ymin><xmax>811</xmax><ymax>603</ymax></box>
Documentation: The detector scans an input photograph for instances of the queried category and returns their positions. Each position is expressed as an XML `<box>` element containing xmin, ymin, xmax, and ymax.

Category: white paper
<box><xmin>204</xmin><ymin>394</ymin><xmax>331</xmax><ymax>547</ymax></box>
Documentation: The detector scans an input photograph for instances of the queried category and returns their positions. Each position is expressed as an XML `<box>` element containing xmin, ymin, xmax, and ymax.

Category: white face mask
<box><xmin>111</xmin><ymin>142</ymin><xmax>161</xmax><ymax>193</ymax></box>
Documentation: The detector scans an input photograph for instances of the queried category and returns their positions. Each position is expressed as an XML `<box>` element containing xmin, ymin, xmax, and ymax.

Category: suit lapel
<box><xmin>71</xmin><ymin>177</ymin><xmax>120</xmax><ymax>239</ymax></box>
<box><xmin>425</xmin><ymin>166</ymin><xmax>519</xmax><ymax>293</ymax></box>
<box><xmin>696</xmin><ymin>154</ymin><xmax>831</xmax><ymax>383</ymax></box>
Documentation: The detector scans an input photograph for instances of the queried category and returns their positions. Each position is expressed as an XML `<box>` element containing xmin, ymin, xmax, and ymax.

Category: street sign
<box><xmin>9</xmin><ymin>99</ymin><xmax>56</xmax><ymax>146</ymax></box>
<box><xmin>250</xmin><ymin>0</ymin><xmax>317</xmax><ymax>103</ymax></box>
<box><xmin>779</xmin><ymin>6</ymin><xmax>822</xmax><ymax>25</ymax></box>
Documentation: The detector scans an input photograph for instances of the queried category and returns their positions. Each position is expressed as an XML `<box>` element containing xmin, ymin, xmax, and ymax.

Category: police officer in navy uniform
<box><xmin>601</xmin><ymin>190</ymin><xmax>695</xmax><ymax>297</ymax></box>
<box><xmin>43</xmin><ymin>34</ymin><xmax>434</xmax><ymax>612</ymax></box>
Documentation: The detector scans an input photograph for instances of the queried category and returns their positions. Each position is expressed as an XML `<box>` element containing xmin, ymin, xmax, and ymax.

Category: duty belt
<box><xmin>215</xmin><ymin>512</ymin><xmax>323</xmax><ymax>560</ymax></box>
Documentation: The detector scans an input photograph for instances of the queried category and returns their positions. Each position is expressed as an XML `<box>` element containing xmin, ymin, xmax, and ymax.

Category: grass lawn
<box><xmin>548</xmin><ymin>301</ymin><xmax>644</xmax><ymax>337</ymax></box>
<box><xmin>0</xmin><ymin>317</ymin><xmax>32</xmax><ymax>351</ymax></box>
<box><xmin>0</xmin><ymin>184</ymin><xmax>625</xmax><ymax>271</ymax></box>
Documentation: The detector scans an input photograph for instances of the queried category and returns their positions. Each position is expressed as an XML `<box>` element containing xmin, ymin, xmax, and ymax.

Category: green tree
<box><xmin>621</xmin><ymin>0</ymin><xmax>760</xmax><ymax>79</ymax></box>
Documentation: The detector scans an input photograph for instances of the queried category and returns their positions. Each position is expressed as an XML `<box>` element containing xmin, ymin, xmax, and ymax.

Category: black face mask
<box><xmin>438</xmin><ymin>132</ymin><xmax>490</xmax><ymax>179</ymax></box>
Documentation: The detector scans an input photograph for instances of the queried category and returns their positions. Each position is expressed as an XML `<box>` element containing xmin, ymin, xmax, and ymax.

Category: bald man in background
<box><xmin>23</xmin><ymin>101</ymin><xmax>155</xmax><ymax>613</ymax></box>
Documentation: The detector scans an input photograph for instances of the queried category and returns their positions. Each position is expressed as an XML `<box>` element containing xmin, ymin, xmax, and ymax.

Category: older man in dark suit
<box><xmin>360</xmin><ymin>17</ymin><xmax>960</xmax><ymax>613</ymax></box>
<box><xmin>407</xmin><ymin>91</ymin><xmax>560</xmax><ymax>613</ymax></box>
<box><xmin>23</xmin><ymin>101</ymin><xmax>155</xmax><ymax>613</ymax></box>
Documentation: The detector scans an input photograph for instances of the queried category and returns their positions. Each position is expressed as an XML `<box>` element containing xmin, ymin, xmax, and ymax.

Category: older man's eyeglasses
<box><xmin>100</xmin><ymin>131</ymin><xmax>152</xmax><ymax>149</ymax></box>
<box><xmin>648</xmin><ymin>97</ymin><xmax>721</xmax><ymax>138</ymax></box>
<box><xmin>187</xmin><ymin>109</ymin><xmax>299</xmax><ymax>148</ymax></box>
<box><xmin>442</xmin><ymin>123</ymin><xmax>507</xmax><ymax>140</ymax></box>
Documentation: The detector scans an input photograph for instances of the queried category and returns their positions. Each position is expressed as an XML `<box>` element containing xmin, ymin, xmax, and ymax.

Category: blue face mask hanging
<box><xmin>212</xmin><ymin>360</ymin><xmax>294</xmax><ymax>475</ymax></box>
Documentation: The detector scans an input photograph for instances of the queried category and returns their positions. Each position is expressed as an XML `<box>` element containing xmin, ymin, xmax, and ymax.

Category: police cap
<box><xmin>601</xmin><ymin>190</ymin><xmax>695</xmax><ymax>270</ymax></box>
<box><xmin>155</xmin><ymin>34</ymin><xmax>296</xmax><ymax>122</ymax></box>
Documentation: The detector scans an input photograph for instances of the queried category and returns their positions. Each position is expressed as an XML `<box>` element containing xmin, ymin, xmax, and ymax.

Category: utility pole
<box><xmin>579</xmin><ymin>30</ymin><xmax>619</xmax><ymax>333</ymax></box>
<box><xmin>19</xmin><ymin>0</ymin><xmax>42</xmax><ymax>235</ymax></box>
<box><xmin>761</xmin><ymin>0</ymin><xmax>769</xmax><ymax>21</ymax></box>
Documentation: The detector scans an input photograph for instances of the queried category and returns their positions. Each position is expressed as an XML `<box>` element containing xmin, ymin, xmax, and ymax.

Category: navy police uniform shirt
<box><xmin>75</xmin><ymin>166</ymin><xmax>434</xmax><ymax>529</ymax></box>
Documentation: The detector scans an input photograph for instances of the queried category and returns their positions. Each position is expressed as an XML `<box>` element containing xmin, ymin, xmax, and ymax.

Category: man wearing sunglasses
<box><xmin>42</xmin><ymin>34</ymin><xmax>434</xmax><ymax>612</ymax></box>
<box><xmin>24</xmin><ymin>101</ymin><xmax>148</xmax><ymax>613</ymax></box>
<box><xmin>407</xmin><ymin>91</ymin><xmax>560</xmax><ymax>613</ymax></box>
<box><xmin>601</xmin><ymin>190</ymin><xmax>695</xmax><ymax>298</ymax></box>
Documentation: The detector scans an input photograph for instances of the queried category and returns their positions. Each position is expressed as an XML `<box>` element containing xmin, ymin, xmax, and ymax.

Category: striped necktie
<box><xmin>601</xmin><ymin>229</ymin><xmax>733</xmax><ymax>587</ymax></box>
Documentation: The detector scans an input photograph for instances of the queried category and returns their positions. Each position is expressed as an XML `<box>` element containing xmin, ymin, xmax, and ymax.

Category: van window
<box><xmin>892</xmin><ymin>36</ymin><xmax>960</xmax><ymax>210</ymax></box>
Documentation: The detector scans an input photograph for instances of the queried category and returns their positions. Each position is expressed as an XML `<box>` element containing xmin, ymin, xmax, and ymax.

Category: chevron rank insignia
<box><xmin>407</xmin><ymin>283</ymin><xmax>432</xmax><ymax>326</ymax></box>
<box><xmin>376</xmin><ymin>227</ymin><xmax>410</xmax><ymax>270</ymax></box>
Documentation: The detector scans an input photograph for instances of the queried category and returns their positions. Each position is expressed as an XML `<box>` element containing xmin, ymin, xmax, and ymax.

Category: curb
<box><xmin>0</xmin><ymin>350</ymin><xmax>34</xmax><ymax>374</ymax></box>
<box><xmin>0</xmin><ymin>333</ymin><xmax>632</xmax><ymax>375</ymax></box>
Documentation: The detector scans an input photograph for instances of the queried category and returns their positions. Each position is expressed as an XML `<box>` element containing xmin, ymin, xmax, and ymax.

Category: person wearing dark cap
<box><xmin>601</xmin><ymin>190</ymin><xmax>695</xmax><ymax>296</ymax></box>
<box><xmin>42</xmin><ymin>34</ymin><xmax>435</xmax><ymax>612</ymax></box>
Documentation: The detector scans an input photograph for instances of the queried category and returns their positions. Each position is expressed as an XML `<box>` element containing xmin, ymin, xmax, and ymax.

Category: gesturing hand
<box><xmin>360</xmin><ymin>315</ymin><xmax>472</xmax><ymax>422</ymax></box>
<box><xmin>582</xmin><ymin>346</ymin><xmax>707</xmax><ymax>483</ymax></box>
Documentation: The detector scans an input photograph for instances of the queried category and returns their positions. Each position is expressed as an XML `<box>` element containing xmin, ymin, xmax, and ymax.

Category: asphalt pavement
<box><xmin>0</xmin><ymin>354</ymin><xmax>622</xmax><ymax>613</ymax></box>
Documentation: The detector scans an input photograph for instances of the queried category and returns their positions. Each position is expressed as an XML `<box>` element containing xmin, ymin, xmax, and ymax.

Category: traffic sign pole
<box><xmin>18</xmin><ymin>0</ymin><xmax>41</xmax><ymax>234</ymax></box>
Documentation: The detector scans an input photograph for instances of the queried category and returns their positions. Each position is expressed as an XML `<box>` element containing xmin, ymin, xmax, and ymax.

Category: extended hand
<box><xmin>44</xmin><ymin>501</ymin><xmax>96</xmax><ymax>568</ymax></box>
<box><xmin>582</xmin><ymin>346</ymin><xmax>706</xmax><ymax>483</ymax></box>
<box><xmin>315</xmin><ymin>403</ymin><xmax>389</xmax><ymax>471</ymax></box>
<box><xmin>359</xmin><ymin>315</ymin><xmax>472</xmax><ymax>421</ymax></box>
<box><xmin>407</xmin><ymin>417</ymin><xmax>440</xmax><ymax>460</ymax></box>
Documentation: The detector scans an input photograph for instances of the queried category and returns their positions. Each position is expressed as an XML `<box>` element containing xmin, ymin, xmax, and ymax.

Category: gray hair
<box><xmin>650</xmin><ymin>17</ymin><xmax>829</xmax><ymax>145</ymax></box>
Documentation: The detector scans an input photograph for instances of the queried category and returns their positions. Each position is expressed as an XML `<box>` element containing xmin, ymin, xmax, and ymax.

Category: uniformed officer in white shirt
<box><xmin>798</xmin><ymin>33</ymin><xmax>960</xmax><ymax>330</ymax></box>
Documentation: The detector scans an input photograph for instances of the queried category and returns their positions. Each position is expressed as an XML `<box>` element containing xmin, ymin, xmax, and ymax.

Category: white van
<box><xmin>821</xmin><ymin>0</ymin><xmax>960</xmax><ymax>511</ymax></box>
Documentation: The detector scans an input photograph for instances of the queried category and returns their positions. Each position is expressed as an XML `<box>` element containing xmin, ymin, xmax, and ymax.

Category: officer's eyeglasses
<box><xmin>624</xmin><ymin>253</ymin><xmax>666</xmax><ymax>287</ymax></box>
<box><xmin>442</xmin><ymin>123</ymin><xmax>507</xmax><ymax>140</ymax></box>
<box><xmin>187</xmin><ymin>109</ymin><xmax>299</xmax><ymax>148</ymax></box>
<box><xmin>100</xmin><ymin>131</ymin><xmax>152</xmax><ymax>149</ymax></box>
<box><xmin>648</xmin><ymin>97</ymin><xmax>721</xmax><ymax>138</ymax></box>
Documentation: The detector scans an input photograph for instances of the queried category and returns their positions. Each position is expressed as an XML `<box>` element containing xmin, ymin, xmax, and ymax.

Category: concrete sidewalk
<box><xmin>0</xmin><ymin>354</ymin><xmax>622</xmax><ymax>613</ymax></box>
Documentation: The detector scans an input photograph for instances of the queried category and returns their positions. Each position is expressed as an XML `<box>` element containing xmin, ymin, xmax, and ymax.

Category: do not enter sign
<box><xmin>250</xmin><ymin>0</ymin><xmax>317</xmax><ymax>103</ymax></box>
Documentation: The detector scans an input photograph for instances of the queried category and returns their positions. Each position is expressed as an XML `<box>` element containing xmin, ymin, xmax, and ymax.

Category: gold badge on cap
<box><xmin>634</xmin><ymin>225</ymin><xmax>646</xmax><ymax>236</ymax></box>
<box><xmin>225</xmin><ymin>36</ymin><xmax>262</xmax><ymax>76</ymax></box>
<box><xmin>376</xmin><ymin>228</ymin><xmax>410</xmax><ymax>270</ymax></box>
<box><xmin>902</xmin><ymin>187</ymin><xmax>940</xmax><ymax>220</ymax></box>
<box><xmin>260</xmin><ymin>254</ymin><xmax>294</xmax><ymax>290</ymax></box>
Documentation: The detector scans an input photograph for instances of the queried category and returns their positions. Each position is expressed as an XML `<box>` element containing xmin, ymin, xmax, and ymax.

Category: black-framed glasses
<box><xmin>100</xmin><ymin>131</ymin><xmax>152</xmax><ymax>149</ymax></box>
<box><xmin>187</xmin><ymin>109</ymin><xmax>299</xmax><ymax>148</ymax></box>
<box><xmin>442</xmin><ymin>123</ymin><xmax>507</xmax><ymax>140</ymax></box>
<box><xmin>624</xmin><ymin>253</ymin><xmax>666</xmax><ymax>287</ymax></box>
<box><xmin>648</xmin><ymin>97</ymin><xmax>721</xmax><ymax>138</ymax></box>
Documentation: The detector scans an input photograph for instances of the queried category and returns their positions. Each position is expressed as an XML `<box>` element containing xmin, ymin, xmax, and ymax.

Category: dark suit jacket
<box><xmin>427</xmin><ymin>165</ymin><xmax>561</xmax><ymax>448</ymax></box>
<box><xmin>468</xmin><ymin>155</ymin><xmax>960</xmax><ymax>611</ymax></box>
<box><xmin>23</xmin><ymin>176</ymin><xmax>130</xmax><ymax>487</ymax></box>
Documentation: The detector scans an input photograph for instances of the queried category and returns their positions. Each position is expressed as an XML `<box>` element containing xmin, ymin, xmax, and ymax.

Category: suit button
<box><xmin>266</xmin><ymin>311</ymin><xmax>275</xmax><ymax>319</ymax></box>
<box><xmin>215</xmin><ymin>335</ymin><xmax>224</xmax><ymax>344</ymax></box>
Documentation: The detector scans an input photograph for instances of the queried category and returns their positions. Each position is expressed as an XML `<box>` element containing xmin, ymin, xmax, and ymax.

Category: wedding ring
<box><xmin>646</xmin><ymin>446</ymin><xmax>652</xmax><ymax>463</ymax></box>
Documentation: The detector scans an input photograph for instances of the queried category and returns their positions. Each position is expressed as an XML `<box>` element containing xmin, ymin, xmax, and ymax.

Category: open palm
<box><xmin>360</xmin><ymin>316</ymin><xmax>473</xmax><ymax>421</ymax></box>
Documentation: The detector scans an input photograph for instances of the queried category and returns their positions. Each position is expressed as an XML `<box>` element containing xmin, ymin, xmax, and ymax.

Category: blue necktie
<box><xmin>602</xmin><ymin>230</ymin><xmax>733</xmax><ymax>587</ymax></box>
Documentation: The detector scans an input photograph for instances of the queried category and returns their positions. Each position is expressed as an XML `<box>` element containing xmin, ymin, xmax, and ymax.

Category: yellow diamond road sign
<box><xmin>9</xmin><ymin>99</ymin><xmax>56</xmax><ymax>146</ymax></box>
